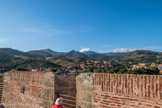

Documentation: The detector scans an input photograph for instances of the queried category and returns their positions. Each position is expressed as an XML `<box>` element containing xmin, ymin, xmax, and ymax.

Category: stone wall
<box><xmin>2</xmin><ymin>72</ymin><xmax>162</xmax><ymax>108</ymax></box>
<box><xmin>76</xmin><ymin>73</ymin><xmax>162</xmax><ymax>108</ymax></box>
<box><xmin>76</xmin><ymin>73</ymin><xmax>99</xmax><ymax>108</ymax></box>
<box><xmin>2</xmin><ymin>71</ymin><xmax>55</xmax><ymax>108</ymax></box>
<box><xmin>1</xmin><ymin>71</ymin><xmax>76</xmax><ymax>108</ymax></box>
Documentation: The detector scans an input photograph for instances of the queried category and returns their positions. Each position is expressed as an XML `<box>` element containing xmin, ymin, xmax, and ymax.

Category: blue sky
<box><xmin>0</xmin><ymin>0</ymin><xmax>162</xmax><ymax>53</ymax></box>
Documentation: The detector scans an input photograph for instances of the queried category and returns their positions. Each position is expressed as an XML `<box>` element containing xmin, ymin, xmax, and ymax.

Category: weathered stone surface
<box><xmin>76</xmin><ymin>73</ymin><xmax>93</xmax><ymax>84</ymax></box>
<box><xmin>76</xmin><ymin>73</ymin><xmax>100</xmax><ymax>108</ymax></box>
<box><xmin>3</xmin><ymin>72</ymin><xmax>161</xmax><ymax>108</ymax></box>
<box><xmin>2</xmin><ymin>71</ymin><xmax>76</xmax><ymax>108</ymax></box>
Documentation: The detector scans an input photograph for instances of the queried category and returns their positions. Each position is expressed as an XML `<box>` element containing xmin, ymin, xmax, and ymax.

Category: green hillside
<box><xmin>0</xmin><ymin>59</ymin><xmax>61</xmax><ymax>72</ymax></box>
<box><xmin>118</xmin><ymin>50</ymin><xmax>162</xmax><ymax>63</ymax></box>
<box><xmin>46</xmin><ymin>56</ymin><xmax>87</xmax><ymax>67</ymax></box>
<box><xmin>27</xmin><ymin>50</ymin><xmax>53</xmax><ymax>58</ymax></box>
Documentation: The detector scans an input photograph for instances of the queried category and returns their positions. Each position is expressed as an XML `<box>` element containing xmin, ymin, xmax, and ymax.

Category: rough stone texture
<box><xmin>1</xmin><ymin>71</ymin><xmax>76</xmax><ymax>108</ymax></box>
<box><xmin>2</xmin><ymin>71</ymin><xmax>55</xmax><ymax>108</ymax></box>
<box><xmin>76</xmin><ymin>73</ymin><xmax>162</xmax><ymax>108</ymax></box>
<box><xmin>76</xmin><ymin>73</ymin><xmax>100</xmax><ymax>108</ymax></box>
<box><xmin>2</xmin><ymin>72</ymin><xmax>162</xmax><ymax>108</ymax></box>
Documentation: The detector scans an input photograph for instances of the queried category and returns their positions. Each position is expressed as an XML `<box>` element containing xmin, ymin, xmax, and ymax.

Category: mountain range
<box><xmin>32</xmin><ymin>48</ymin><xmax>130</xmax><ymax>58</ymax></box>
<box><xmin>0</xmin><ymin>48</ymin><xmax>162</xmax><ymax>72</ymax></box>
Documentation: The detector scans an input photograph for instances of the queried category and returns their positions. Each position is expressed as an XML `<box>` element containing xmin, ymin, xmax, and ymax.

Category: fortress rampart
<box><xmin>76</xmin><ymin>73</ymin><xmax>162</xmax><ymax>108</ymax></box>
<box><xmin>2</xmin><ymin>71</ymin><xmax>76</xmax><ymax>108</ymax></box>
<box><xmin>1</xmin><ymin>71</ymin><xmax>162</xmax><ymax>108</ymax></box>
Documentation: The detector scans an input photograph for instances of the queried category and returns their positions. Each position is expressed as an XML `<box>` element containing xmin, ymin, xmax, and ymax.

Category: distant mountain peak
<box><xmin>42</xmin><ymin>48</ymin><xmax>56</xmax><ymax>52</ymax></box>
<box><xmin>65</xmin><ymin>50</ymin><xmax>88</xmax><ymax>58</ymax></box>
<box><xmin>129</xmin><ymin>50</ymin><xmax>159</xmax><ymax>55</ymax></box>
<box><xmin>81</xmin><ymin>51</ymin><xmax>97</xmax><ymax>55</ymax></box>
<box><xmin>41</xmin><ymin>49</ymin><xmax>65</xmax><ymax>56</ymax></box>
<box><xmin>69</xmin><ymin>50</ymin><xmax>76</xmax><ymax>52</ymax></box>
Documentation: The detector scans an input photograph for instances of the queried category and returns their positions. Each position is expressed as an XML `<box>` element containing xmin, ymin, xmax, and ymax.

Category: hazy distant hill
<box><xmin>0</xmin><ymin>48</ymin><xmax>61</xmax><ymax>72</ymax></box>
<box><xmin>128</xmin><ymin>50</ymin><xmax>159</xmax><ymax>56</ymax></box>
<box><xmin>81</xmin><ymin>50</ymin><xmax>129</xmax><ymax>56</ymax></box>
<box><xmin>86</xmin><ymin>50</ymin><xmax>162</xmax><ymax>63</ymax></box>
<box><xmin>42</xmin><ymin>49</ymin><xmax>65</xmax><ymax>56</ymax></box>
<box><xmin>64</xmin><ymin>50</ymin><xmax>88</xmax><ymax>58</ymax></box>
<box><xmin>27</xmin><ymin>50</ymin><xmax>53</xmax><ymax>58</ymax></box>
<box><xmin>119</xmin><ymin>50</ymin><xmax>162</xmax><ymax>63</ymax></box>
<box><xmin>0</xmin><ymin>48</ymin><xmax>36</xmax><ymax>58</ymax></box>
<box><xmin>102</xmin><ymin>52</ymin><xmax>130</xmax><ymax>56</ymax></box>
<box><xmin>88</xmin><ymin>54</ymin><xmax>110</xmax><ymax>61</ymax></box>
<box><xmin>82</xmin><ymin>51</ymin><xmax>97</xmax><ymax>55</ymax></box>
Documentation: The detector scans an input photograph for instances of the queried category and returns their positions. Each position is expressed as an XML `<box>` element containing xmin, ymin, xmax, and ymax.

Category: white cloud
<box><xmin>112</xmin><ymin>48</ymin><xmax>137</xmax><ymax>53</ymax></box>
<box><xmin>110</xmin><ymin>46</ymin><xmax>162</xmax><ymax>53</ymax></box>
<box><xmin>79</xmin><ymin>48</ymin><xmax>90</xmax><ymax>52</ymax></box>
<box><xmin>11</xmin><ymin>47</ymin><xmax>15</xmax><ymax>49</ymax></box>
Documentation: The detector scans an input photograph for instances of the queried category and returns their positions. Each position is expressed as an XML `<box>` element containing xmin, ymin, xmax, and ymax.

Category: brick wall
<box><xmin>76</xmin><ymin>73</ymin><xmax>162</xmax><ymax>108</ymax></box>
<box><xmin>1</xmin><ymin>71</ymin><xmax>76</xmax><ymax>108</ymax></box>
<box><xmin>2</xmin><ymin>72</ymin><xmax>162</xmax><ymax>108</ymax></box>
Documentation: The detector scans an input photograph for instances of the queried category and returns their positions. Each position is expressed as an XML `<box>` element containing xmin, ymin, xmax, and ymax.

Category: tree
<box><xmin>148</xmin><ymin>67</ymin><xmax>159</xmax><ymax>75</ymax></box>
<box><xmin>16</xmin><ymin>67</ymin><xmax>29</xmax><ymax>71</ymax></box>
<box><xmin>128</xmin><ymin>67</ymin><xmax>160</xmax><ymax>75</ymax></box>
<box><xmin>118</xmin><ymin>68</ymin><xmax>128</xmax><ymax>74</ymax></box>
<box><xmin>51</xmin><ymin>68</ymin><xmax>57</xmax><ymax>72</ymax></box>
<box><xmin>107</xmin><ymin>69</ymin><xmax>114</xmax><ymax>73</ymax></box>
<box><xmin>88</xmin><ymin>67</ymin><xmax>94</xmax><ymax>72</ymax></box>
<box><xmin>96</xmin><ymin>68</ymin><xmax>103</xmax><ymax>73</ymax></box>
<box><xmin>75</xmin><ymin>66</ymin><xmax>78</xmax><ymax>69</ymax></box>
<box><xmin>103</xmin><ymin>67</ymin><xmax>110</xmax><ymax>73</ymax></box>
<box><xmin>75</xmin><ymin>72</ymin><xmax>80</xmax><ymax>76</ymax></box>
<box><xmin>128</xmin><ymin>69</ymin><xmax>139</xmax><ymax>74</ymax></box>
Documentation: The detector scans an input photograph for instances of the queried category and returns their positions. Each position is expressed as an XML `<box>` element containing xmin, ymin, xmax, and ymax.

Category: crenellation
<box><xmin>0</xmin><ymin>72</ymin><xmax>162</xmax><ymax>108</ymax></box>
